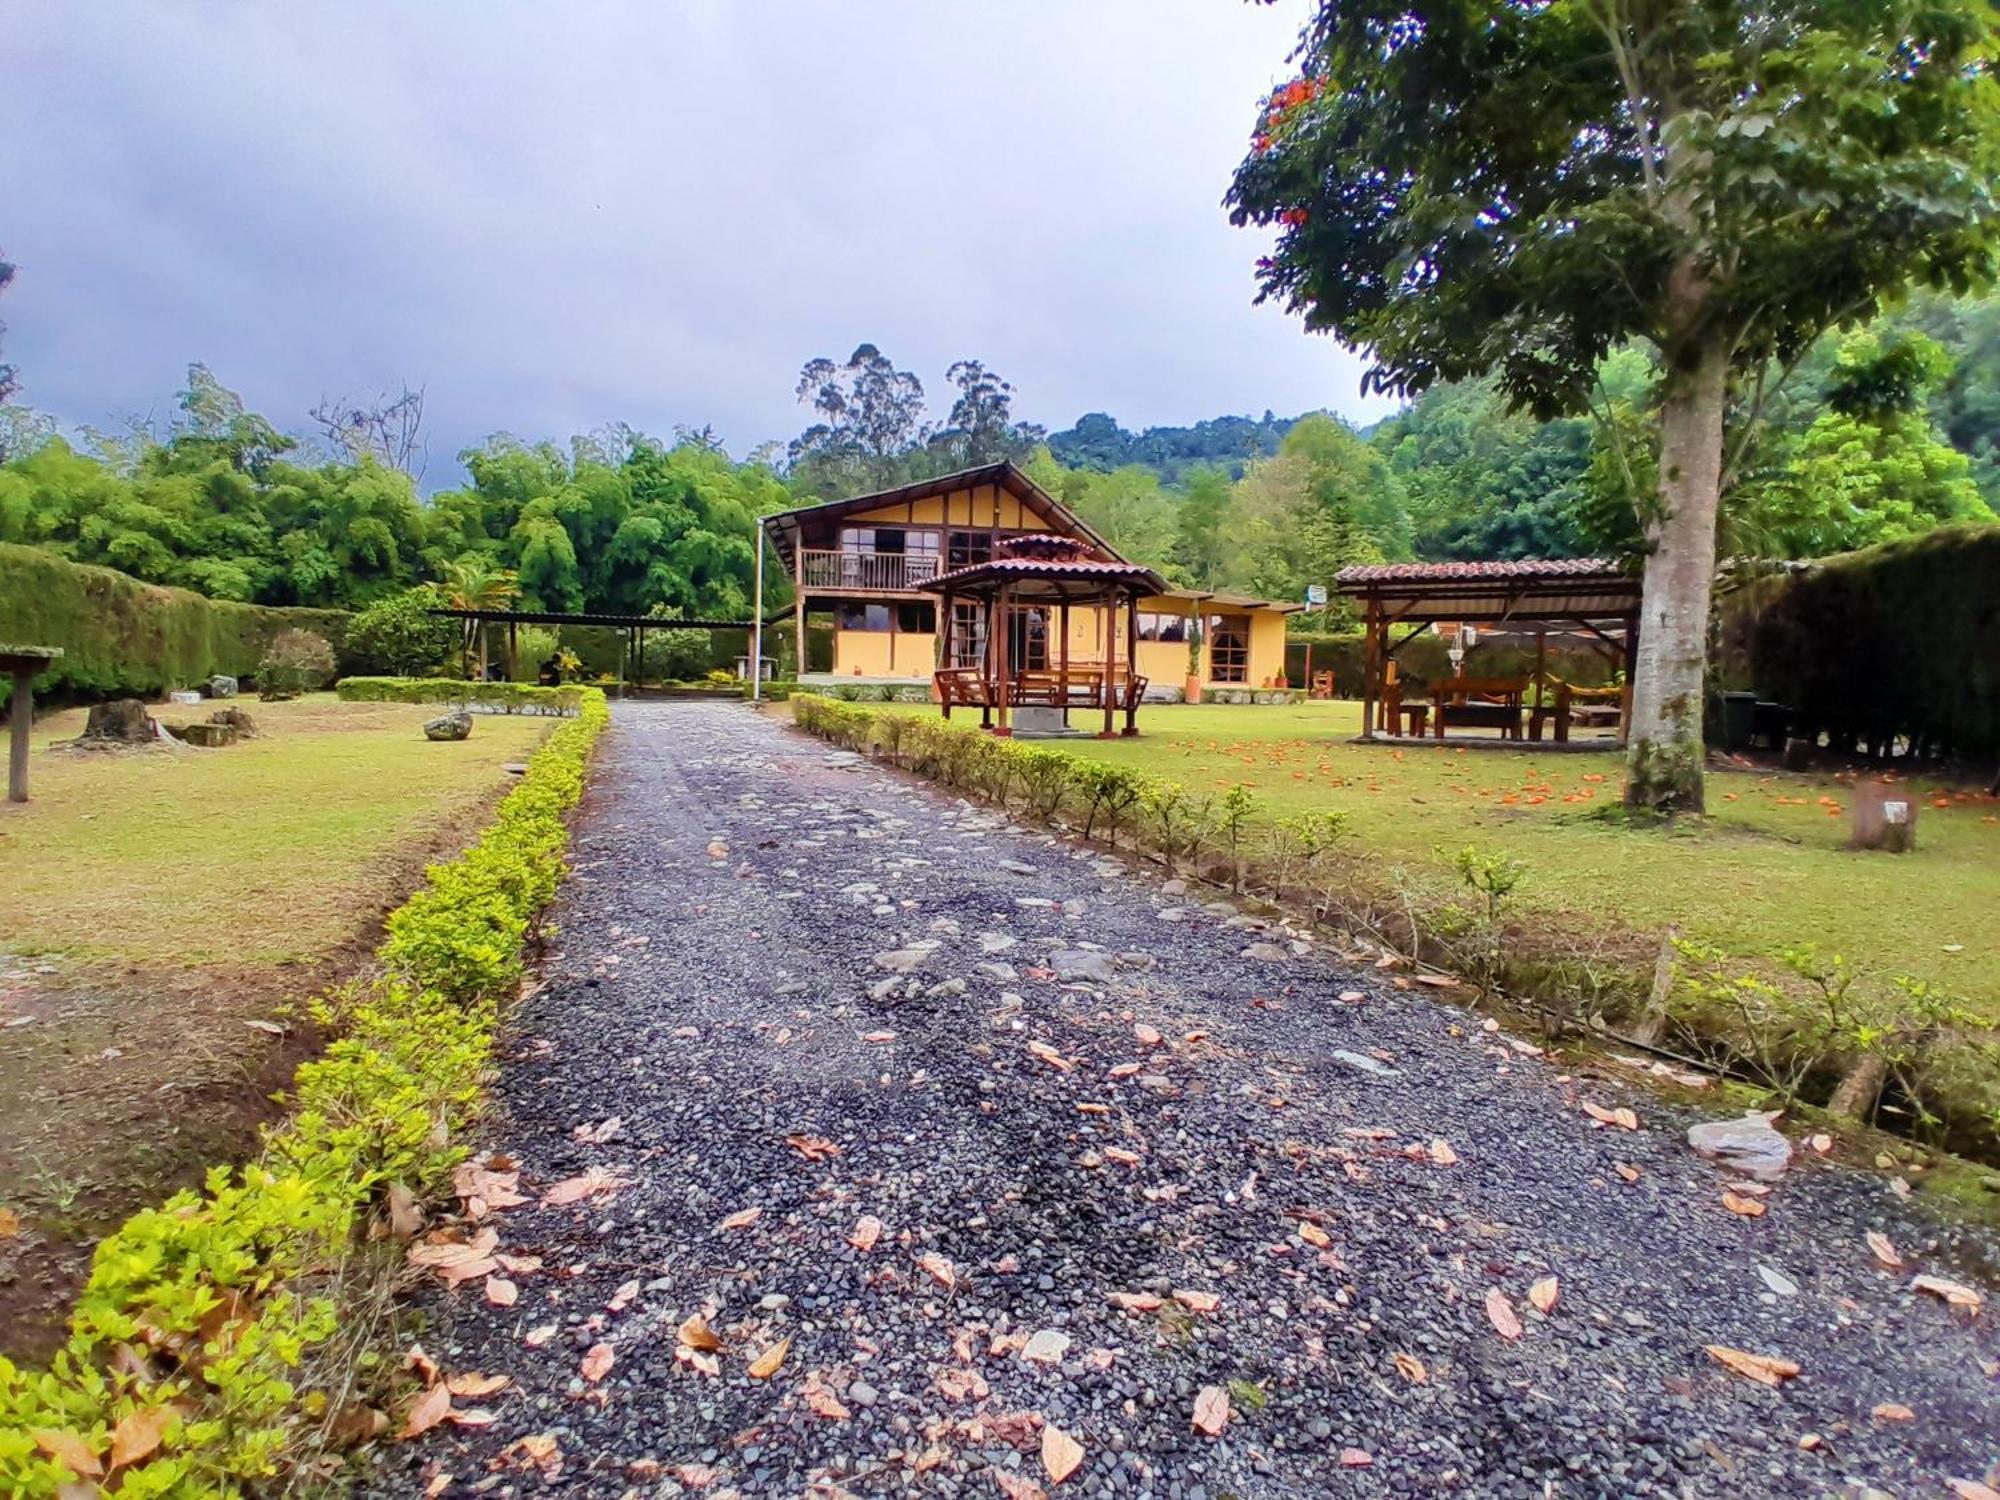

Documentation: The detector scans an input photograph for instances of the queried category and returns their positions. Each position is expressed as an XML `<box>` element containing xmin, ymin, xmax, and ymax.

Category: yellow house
<box><xmin>760</xmin><ymin>463</ymin><xmax>1298</xmax><ymax>703</ymax></box>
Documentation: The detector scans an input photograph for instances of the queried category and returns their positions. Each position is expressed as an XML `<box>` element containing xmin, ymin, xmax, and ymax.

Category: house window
<box><xmin>896</xmin><ymin>601</ymin><xmax>936</xmax><ymax>634</ymax></box>
<box><xmin>948</xmin><ymin>529</ymin><xmax>993</xmax><ymax>568</ymax></box>
<box><xmin>1135</xmin><ymin>611</ymin><xmax>1188</xmax><ymax>643</ymax></box>
<box><xmin>948</xmin><ymin>601</ymin><xmax>985</xmax><ymax>667</ymax></box>
<box><xmin>837</xmin><ymin>602</ymin><xmax>893</xmax><ymax>632</ymax></box>
<box><xmin>1208</xmin><ymin>617</ymin><xmax>1249</xmax><ymax>683</ymax></box>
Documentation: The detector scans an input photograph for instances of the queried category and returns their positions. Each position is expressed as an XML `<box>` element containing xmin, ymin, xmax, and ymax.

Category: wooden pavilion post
<box><xmin>992</xmin><ymin>581</ymin><xmax>1013</xmax><ymax>736</ymax></box>
<box><xmin>1123</xmin><ymin>591</ymin><xmax>1140</xmax><ymax>736</ymax></box>
<box><xmin>1360</xmin><ymin>597</ymin><xmax>1381</xmax><ymax>738</ymax></box>
<box><xmin>1100</xmin><ymin>593</ymin><xmax>1118</xmax><ymax>738</ymax></box>
<box><xmin>938</xmin><ymin>589</ymin><xmax>954</xmax><ymax>719</ymax></box>
<box><xmin>1058</xmin><ymin>595</ymin><xmax>1071</xmax><ymax>730</ymax></box>
<box><xmin>1532</xmin><ymin>626</ymin><xmax>1548</xmax><ymax>741</ymax></box>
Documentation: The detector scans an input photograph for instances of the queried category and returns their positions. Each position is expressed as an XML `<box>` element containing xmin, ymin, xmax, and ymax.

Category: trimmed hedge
<box><xmin>1722</xmin><ymin>525</ymin><xmax>2000</xmax><ymax>757</ymax></box>
<box><xmin>0</xmin><ymin>544</ymin><xmax>350</xmax><ymax>701</ymax></box>
<box><xmin>0</xmin><ymin>687</ymin><xmax>609</xmax><ymax>1495</ymax></box>
<box><xmin>335</xmin><ymin>677</ymin><xmax>585</xmax><ymax>716</ymax></box>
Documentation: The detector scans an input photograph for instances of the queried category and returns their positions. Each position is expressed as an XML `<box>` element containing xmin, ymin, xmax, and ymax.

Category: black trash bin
<box><xmin>1719</xmin><ymin>691</ymin><xmax>1757</xmax><ymax>751</ymax></box>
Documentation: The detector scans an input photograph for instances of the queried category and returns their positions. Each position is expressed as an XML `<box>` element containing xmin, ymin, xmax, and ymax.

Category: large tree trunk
<box><xmin>1625</xmin><ymin>336</ymin><xmax>1729</xmax><ymax>815</ymax></box>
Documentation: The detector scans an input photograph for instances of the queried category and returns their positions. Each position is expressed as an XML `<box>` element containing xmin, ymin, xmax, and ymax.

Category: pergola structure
<box><xmin>430</xmin><ymin>608</ymin><xmax>757</xmax><ymax>691</ymax></box>
<box><xmin>1335</xmin><ymin>559</ymin><xmax>1644</xmax><ymax>745</ymax></box>
<box><xmin>916</xmin><ymin>535</ymin><xmax>1167</xmax><ymax>738</ymax></box>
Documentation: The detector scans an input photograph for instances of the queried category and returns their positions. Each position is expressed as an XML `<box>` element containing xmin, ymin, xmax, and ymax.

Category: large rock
<box><xmin>168</xmin><ymin>721</ymin><xmax>237</xmax><ymax>748</ymax></box>
<box><xmin>1687</xmin><ymin>1111</ymin><xmax>1793</xmax><ymax>1182</ymax></box>
<box><xmin>206</xmin><ymin>675</ymin><xmax>239</xmax><ymax>699</ymax></box>
<box><xmin>82</xmin><ymin>699</ymin><xmax>156</xmax><ymax>743</ymax></box>
<box><xmin>424</xmin><ymin>711</ymin><xmax>473</xmax><ymax>742</ymax></box>
<box><xmin>209</xmin><ymin>707</ymin><xmax>258</xmax><ymax>739</ymax></box>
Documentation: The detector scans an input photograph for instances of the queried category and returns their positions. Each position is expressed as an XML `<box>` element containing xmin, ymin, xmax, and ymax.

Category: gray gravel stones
<box><xmin>365</xmin><ymin>702</ymin><xmax>1999</xmax><ymax>1500</ymax></box>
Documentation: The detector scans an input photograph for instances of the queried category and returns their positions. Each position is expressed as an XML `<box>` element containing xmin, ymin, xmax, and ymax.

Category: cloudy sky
<box><xmin>3</xmin><ymin>1</ymin><xmax>1398</xmax><ymax>485</ymax></box>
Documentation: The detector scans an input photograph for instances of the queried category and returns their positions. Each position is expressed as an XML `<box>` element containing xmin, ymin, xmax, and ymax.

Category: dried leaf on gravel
<box><xmin>400</xmin><ymin>1383</ymin><xmax>451</xmax><ymax>1439</ymax></box>
<box><xmin>579</xmin><ymin>1342</ymin><xmax>615</xmax><ymax>1382</ymax></box>
<box><xmin>1041</xmin><ymin>1423</ymin><xmax>1085</xmax><ymax>1484</ymax></box>
<box><xmin>861</xmin><ymin>1029</ymin><xmax>897</xmax><ymax>1044</ymax></box>
<box><xmin>1581</xmin><ymin>1101</ymin><xmax>1640</xmax><ymax>1131</ymax></box>
<box><xmin>746</xmin><ymin>1337</ymin><xmax>790</xmax><ymax>1379</ymax></box>
<box><xmin>1173</xmin><ymin>1289</ymin><xmax>1220</xmax><ymax>1313</ymax></box>
<box><xmin>1108</xmin><ymin>1291</ymin><xmax>1163</xmax><ymax>1312</ymax></box>
<box><xmin>1392</xmin><ymin>1351</ymin><xmax>1427</xmax><ymax>1383</ymax></box>
<box><xmin>385</xmin><ymin>1182</ymin><xmax>423</xmax><ymax>1238</ymax></box>
<box><xmin>484</xmin><ymin>1275</ymin><xmax>519</xmax><ymax>1307</ymax></box>
<box><xmin>540</xmin><ymin>1167</ymin><xmax>630</xmax><ymax>1207</ymax></box>
<box><xmin>1613</xmin><ymin>1162</ymin><xmax>1642</xmax><ymax>1183</ymax></box>
<box><xmin>607</xmin><ymin>1278</ymin><xmax>640</xmax><ymax>1312</ymax></box>
<box><xmin>523</xmin><ymin>1323</ymin><xmax>558</xmax><ymax>1348</ymax></box>
<box><xmin>677</xmin><ymin>1314</ymin><xmax>722</xmax><ymax>1351</ymax></box>
<box><xmin>31</xmin><ymin>1428</ymin><xmax>102</xmax><ymax>1479</ymax></box>
<box><xmin>1947</xmin><ymin>1481</ymin><xmax>2000</xmax><ymax>1500</ymax></box>
<box><xmin>108</xmin><ymin>1405</ymin><xmax>176</xmax><ymax>1469</ymax></box>
<box><xmin>936</xmin><ymin>1367</ymin><xmax>991</xmax><ymax>1402</ymax></box>
<box><xmin>849</xmin><ymin>1215</ymin><xmax>883</xmax><ymax>1252</ymax></box>
<box><xmin>1134</xmin><ymin>1022</ymin><xmax>1164</xmax><ymax>1047</ymax></box>
<box><xmin>407</xmin><ymin>1228</ymin><xmax>499</xmax><ymax>1268</ymax></box>
<box><xmin>1191</xmin><ymin>1384</ymin><xmax>1231</xmax><ymax>1436</ymax></box>
<box><xmin>1722</xmin><ymin>1191</ymin><xmax>1767</xmax><ymax>1218</ymax></box>
<box><xmin>1865</xmin><ymin>1231</ymin><xmax>1903</xmax><ymax>1269</ymax></box>
<box><xmin>1704</xmin><ymin>1345</ymin><xmax>1800</xmax><ymax>1385</ymax></box>
<box><xmin>1528</xmin><ymin>1277</ymin><xmax>1560</xmax><ymax>1314</ymax></box>
<box><xmin>995</xmin><ymin>1473</ymin><xmax>1048</xmax><ymax>1500</ymax></box>
<box><xmin>717</xmin><ymin>1206</ymin><xmax>762</xmax><ymax>1231</ymax></box>
<box><xmin>919</xmin><ymin>1252</ymin><xmax>959</xmax><ymax>1290</ymax></box>
<box><xmin>1911</xmin><ymin>1274</ymin><xmax>1983</xmax><ymax>1313</ymax></box>
<box><xmin>446</xmin><ymin>1373</ymin><xmax>510</xmax><ymax>1397</ymax></box>
<box><xmin>802</xmin><ymin>1373</ymin><xmax>852</xmax><ymax>1421</ymax></box>
<box><xmin>573</xmin><ymin>1116</ymin><xmax>622</xmax><ymax>1145</ymax></box>
<box><xmin>1871</xmin><ymin>1402</ymin><xmax>1914</xmax><ymax>1422</ymax></box>
<box><xmin>1298</xmin><ymin>1221</ymin><xmax>1331</xmax><ymax>1249</ymax></box>
<box><xmin>1429</xmin><ymin>1139</ymin><xmax>1459</xmax><ymax>1167</ymax></box>
<box><xmin>1028</xmin><ymin>1040</ymin><xmax>1074</xmax><ymax>1072</ymax></box>
<box><xmin>786</xmin><ymin>1133</ymin><xmax>842</xmax><ymax>1162</ymax></box>
<box><xmin>1485</xmin><ymin>1288</ymin><xmax>1523</xmax><ymax>1340</ymax></box>
<box><xmin>1340</xmin><ymin>1448</ymin><xmax>1374</xmax><ymax>1467</ymax></box>
<box><xmin>436</xmin><ymin>1256</ymin><xmax>501</xmax><ymax>1285</ymax></box>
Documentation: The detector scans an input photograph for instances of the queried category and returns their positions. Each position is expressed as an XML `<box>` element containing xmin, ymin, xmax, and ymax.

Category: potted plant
<box><xmin>1183</xmin><ymin>618</ymin><xmax>1204</xmax><ymax>704</ymax></box>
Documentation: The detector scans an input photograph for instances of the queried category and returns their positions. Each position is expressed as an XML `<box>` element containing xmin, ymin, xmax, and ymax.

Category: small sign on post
<box><xmin>1850</xmin><ymin>778</ymin><xmax>1917</xmax><ymax>854</ymax></box>
<box><xmin>1305</xmin><ymin>583</ymin><xmax>1328</xmax><ymax>608</ymax></box>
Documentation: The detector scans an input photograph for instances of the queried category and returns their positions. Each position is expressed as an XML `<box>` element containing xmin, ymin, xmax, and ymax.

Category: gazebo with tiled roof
<box><xmin>1334</xmin><ymin>558</ymin><xmax>1643</xmax><ymax>744</ymax></box>
<box><xmin>915</xmin><ymin>534</ymin><xmax>1167</xmax><ymax>738</ymax></box>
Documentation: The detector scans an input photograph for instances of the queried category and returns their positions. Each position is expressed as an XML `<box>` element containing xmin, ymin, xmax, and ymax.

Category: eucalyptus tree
<box><xmin>1230</xmin><ymin>0</ymin><xmax>1999</xmax><ymax>812</ymax></box>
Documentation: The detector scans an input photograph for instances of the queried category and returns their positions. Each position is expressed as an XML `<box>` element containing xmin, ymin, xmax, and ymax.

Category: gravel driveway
<box><xmin>368</xmin><ymin>701</ymin><xmax>1997</xmax><ymax>1499</ymax></box>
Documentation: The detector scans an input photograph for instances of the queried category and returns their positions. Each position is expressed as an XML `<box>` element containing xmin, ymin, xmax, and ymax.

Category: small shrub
<box><xmin>341</xmin><ymin>588</ymin><xmax>455</xmax><ymax>677</ymax></box>
<box><xmin>258</xmin><ymin>629</ymin><xmax>336</xmax><ymax>699</ymax></box>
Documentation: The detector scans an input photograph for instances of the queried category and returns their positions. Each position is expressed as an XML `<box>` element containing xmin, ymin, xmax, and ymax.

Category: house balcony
<box><xmin>799</xmin><ymin>549</ymin><xmax>941</xmax><ymax>593</ymax></box>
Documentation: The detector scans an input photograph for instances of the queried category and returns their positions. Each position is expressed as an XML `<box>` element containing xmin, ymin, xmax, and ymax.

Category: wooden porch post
<box><xmin>8</xmin><ymin>668</ymin><xmax>33</xmax><ymax>803</ymax></box>
<box><xmin>1123</xmin><ymin>591</ymin><xmax>1139</xmax><ymax>736</ymax></box>
<box><xmin>793</xmin><ymin>547</ymin><xmax>807</xmax><ymax>680</ymax></box>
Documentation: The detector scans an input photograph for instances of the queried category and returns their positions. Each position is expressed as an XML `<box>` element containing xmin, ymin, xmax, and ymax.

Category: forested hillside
<box><xmin>2</xmin><ymin>294</ymin><xmax>1995</xmax><ymax>626</ymax></box>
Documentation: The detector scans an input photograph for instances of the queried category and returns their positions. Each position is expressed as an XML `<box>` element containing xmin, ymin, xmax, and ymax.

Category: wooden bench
<box><xmin>1432</xmin><ymin>677</ymin><xmax>1527</xmax><ymax>739</ymax></box>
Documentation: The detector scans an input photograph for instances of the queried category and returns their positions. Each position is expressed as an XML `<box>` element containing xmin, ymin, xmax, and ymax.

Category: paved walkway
<box><xmin>370</xmin><ymin>702</ymin><xmax>1996</xmax><ymax>1499</ymax></box>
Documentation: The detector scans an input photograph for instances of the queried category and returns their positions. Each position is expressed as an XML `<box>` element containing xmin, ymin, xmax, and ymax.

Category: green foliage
<box><xmin>0</xmin><ymin>686</ymin><xmax>608</xmax><ymax>1495</ymax></box>
<box><xmin>1727</xmin><ymin>523</ymin><xmax>2000</xmax><ymax>755</ymax></box>
<box><xmin>342</xmin><ymin>586</ymin><xmax>456</xmax><ymax>677</ymax></box>
<box><xmin>0</xmin><ymin>542</ymin><xmax>349</xmax><ymax>700</ymax></box>
<box><xmin>334</xmin><ymin>677</ymin><xmax>584</xmax><ymax>714</ymax></box>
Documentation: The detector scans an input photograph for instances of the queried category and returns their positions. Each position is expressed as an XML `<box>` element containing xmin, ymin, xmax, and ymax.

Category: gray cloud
<box><xmin>1</xmin><ymin>0</ymin><xmax>1399</xmax><ymax>485</ymax></box>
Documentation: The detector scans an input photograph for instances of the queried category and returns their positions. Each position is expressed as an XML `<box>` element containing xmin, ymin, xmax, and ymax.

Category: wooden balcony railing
<box><xmin>799</xmin><ymin>549</ymin><xmax>941</xmax><ymax>592</ymax></box>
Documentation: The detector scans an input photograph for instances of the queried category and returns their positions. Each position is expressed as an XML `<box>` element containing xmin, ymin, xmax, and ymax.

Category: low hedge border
<box><xmin>0</xmin><ymin>686</ymin><xmax>610</xmax><ymax>1494</ymax></box>
<box><xmin>334</xmin><ymin>677</ymin><xmax>585</xmax><ymax>716</ymax></box>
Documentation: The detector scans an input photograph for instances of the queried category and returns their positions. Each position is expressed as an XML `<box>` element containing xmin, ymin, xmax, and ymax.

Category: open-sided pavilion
<box><xmin>1335</xmin><ymin>559</ymin><xmax>1644</xmax><ymax>746</ymax></box>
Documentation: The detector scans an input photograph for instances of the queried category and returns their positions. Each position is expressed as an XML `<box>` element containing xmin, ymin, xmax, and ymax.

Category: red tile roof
<box><xmin>920</xmin><ymin>556</ymin><xmax>1168</xmax><ymax>592</ymax></box>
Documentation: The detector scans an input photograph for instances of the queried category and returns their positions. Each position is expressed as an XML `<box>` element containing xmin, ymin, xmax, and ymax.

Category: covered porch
<box><xmin>917</xmin><ymin>536</ymin><xmax>1167</xmax><ymax>738</ymax></box>
<box><xmin>1334</xmin><ymin>559</ymin><xmax>1644</xmax><ymax>748</ymax></box>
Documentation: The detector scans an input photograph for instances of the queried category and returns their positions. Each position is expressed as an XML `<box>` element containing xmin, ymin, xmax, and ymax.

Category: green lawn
<box><xmin>1</xmin><ymin>694</ymin><xmax>550</xmax><ymax>966</ymax></box>
<box><xmin>885</xmin><ymin>699</ymin><xmax>2000</xmax><ymax>1012</ymax></box>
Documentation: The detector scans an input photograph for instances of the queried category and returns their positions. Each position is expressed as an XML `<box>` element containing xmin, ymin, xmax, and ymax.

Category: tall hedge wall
<box><xmin>1727</xmin><ymin>525</ymin><xmax>2000</xmax><ymax>757</ymax></box>
<box><xmin>0</xmin><ymin>543</ymin><xmax>350</xmax><ymax>701</ymax></box>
